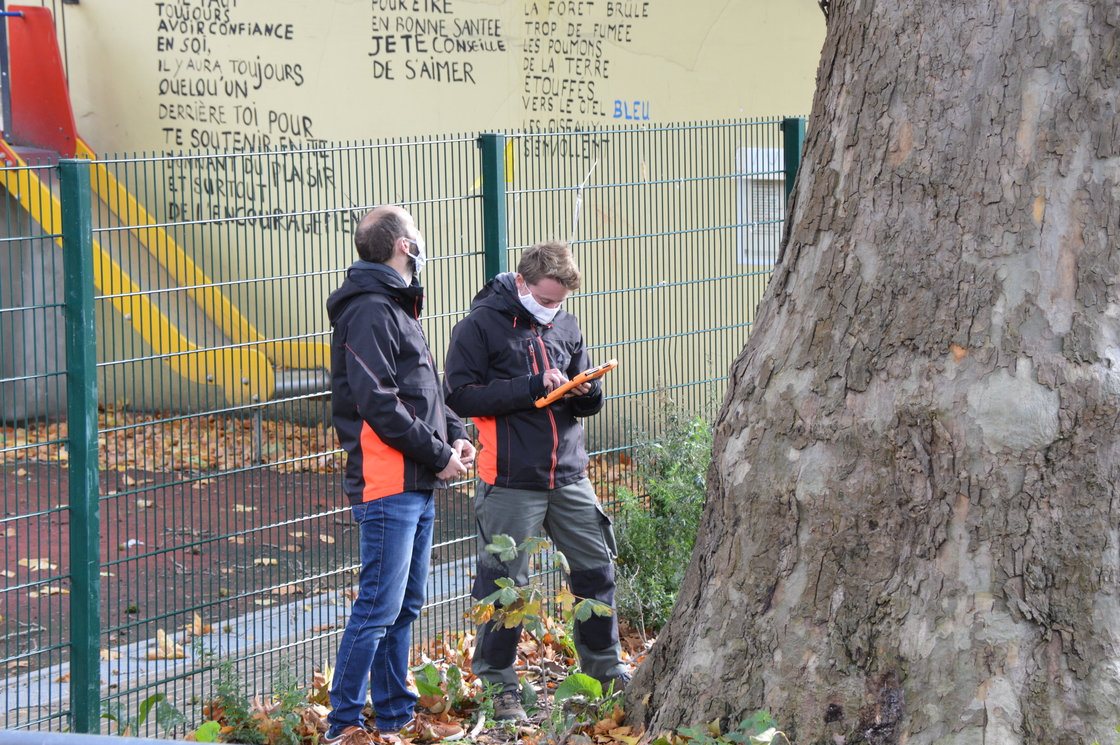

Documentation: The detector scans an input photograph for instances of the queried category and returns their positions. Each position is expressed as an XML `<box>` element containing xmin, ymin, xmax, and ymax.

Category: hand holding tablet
<box><xmin>534</xmin><ymin>359</ymin><xmax>618</xmax><ymax>408</ymax></box>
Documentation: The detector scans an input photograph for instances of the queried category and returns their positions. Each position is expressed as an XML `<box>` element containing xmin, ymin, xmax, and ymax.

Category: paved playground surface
<box><xmin>3</xmin><ymin>461</ymin><xmax>474</xmax><ymax>666</ymax></box>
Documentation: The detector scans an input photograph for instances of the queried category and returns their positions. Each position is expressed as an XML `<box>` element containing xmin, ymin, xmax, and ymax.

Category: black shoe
<box><xmin>492</xmin><ymin>690</ymin><xmax>527</xmax><ymax>721</ymax></box>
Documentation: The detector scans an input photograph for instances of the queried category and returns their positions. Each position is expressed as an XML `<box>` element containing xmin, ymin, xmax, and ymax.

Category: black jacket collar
<box><xmin>327</xmin><ymin>260</ymin><xmax>424</xmax><ymax>323</ymax></box>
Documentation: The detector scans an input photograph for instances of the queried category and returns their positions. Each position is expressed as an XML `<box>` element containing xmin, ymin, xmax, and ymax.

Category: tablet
<box><xmin>534</xmin><ymin>359</ymin><xmax>618</xmax><ymax>408</ymax></box>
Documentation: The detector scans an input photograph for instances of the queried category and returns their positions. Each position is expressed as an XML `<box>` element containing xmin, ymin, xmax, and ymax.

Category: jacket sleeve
<box><xmin>443</xmin><ymin>315</ymin><xmax>539</xmax><ymax>417</ymax></box>
<box><xmin>444</xmin><ymin>404</ymin><xmax>469</xmax><ymax>443</ymax></box>
<box><xmin>344</xmin><ymin>307</ymin><xmax>453</xmax><ymax>470</ymax></box>
<box><xmin>565</xmin><ymin>330</ymin><xmax>604</xmax><ymax>418</ymax></box>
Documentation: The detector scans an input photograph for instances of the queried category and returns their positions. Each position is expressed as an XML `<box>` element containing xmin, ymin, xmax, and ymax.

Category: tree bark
<box><xmin>629</xmin><ymin>2</ymin><xmax>1120</xmax><ymax>743</ymax></box>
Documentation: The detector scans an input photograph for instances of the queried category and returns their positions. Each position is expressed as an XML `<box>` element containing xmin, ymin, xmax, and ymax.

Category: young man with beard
<box><xmin>324</xmin><ymin>205</ymin><xmax>473</xmax><ymax>744</ymax></box>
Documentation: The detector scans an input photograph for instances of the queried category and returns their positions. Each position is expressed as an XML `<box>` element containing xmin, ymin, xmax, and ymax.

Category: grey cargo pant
<box><xmin>470</xmin><ymin>477</ymin><xmax>627</xmax><ymax>693</ymax></box>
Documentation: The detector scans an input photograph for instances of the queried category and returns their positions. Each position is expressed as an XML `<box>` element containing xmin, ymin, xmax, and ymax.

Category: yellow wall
<box><xmin>6</xmin><ymin>2</ymin><xmax>820</xmax><ymax>415</ymax></box>
<box><xmin>50</xmin><ymin>0</ymin><xmax>824</xmax><ymax>153</ymax></box>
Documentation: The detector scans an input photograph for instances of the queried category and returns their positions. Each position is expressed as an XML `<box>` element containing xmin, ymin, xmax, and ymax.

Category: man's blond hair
<box><xmin>517</xmin><ymin>241</ymin><xmax>581</xmax><ymax>289</ymax></box>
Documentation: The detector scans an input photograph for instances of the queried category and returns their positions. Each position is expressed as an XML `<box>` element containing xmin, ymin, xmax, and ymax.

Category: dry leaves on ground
<box><xmin>29</xmin><ymin>585</ymin><xmax>69</xmax><ymax>598</ymax></box>
<box><xmin>146</xmin><ymin>629</ymin><xmax>187</xmax><ymax>660</ymax></box>
<box><xmin>183</xmin><ymin>612</ymin><xmax>214</xmax><ymax>639</ymax></box>
<box><xmin>18</xmin><ymin>558</ymin><xmax>58</xmax><ymax>571</ymax></box>
<box><xmin>2</xmin><ymin>410</ymin><xmax>640</xmax><ymax>498</ymax></box>
<box><xmin>2</xmin><ymin>407</ymin><xmax>344</xmax><ymax>474</ymax></box>
<box><xmin>195</xmin><ymin>620</ymin><xmax>654</xmax><ymax>745</ymax></box>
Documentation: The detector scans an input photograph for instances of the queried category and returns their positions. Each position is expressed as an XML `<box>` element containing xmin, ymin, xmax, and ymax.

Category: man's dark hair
<box><xmin>355</xmin><ymin>207</ymin><xmax>408</xmax><ymax>263</ymax></box>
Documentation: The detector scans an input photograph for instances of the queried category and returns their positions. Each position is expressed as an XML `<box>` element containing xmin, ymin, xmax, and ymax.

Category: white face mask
<box><xmin>405</xmin><ymin>233</ymin><xmax>427</xmax><ymax>274</ymax></box>
<box><xmin>519</xmin><ymin>288</ymin><xmax>561</xmax><ymax>325</ymax></box>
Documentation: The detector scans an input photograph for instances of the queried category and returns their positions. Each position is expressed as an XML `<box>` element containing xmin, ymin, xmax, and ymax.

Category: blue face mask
<box><xmin>406</xmin><ymin>234</ymin><xmax>427</xmax><ymax>274</ymax></box>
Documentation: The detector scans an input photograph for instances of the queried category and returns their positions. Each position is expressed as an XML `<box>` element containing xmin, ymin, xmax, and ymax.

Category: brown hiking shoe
<box><xmin>492</xmin><ymin>690</ymin><xmax>527</xmax><ymax>721</ymax></box>
<box><xmin>323</xmin><ymin>725</ymin><xmax>376</xmax><ymax>745</ymax></box>
<box><xmin>399</xmin><ymin>715</ymin><xmax>463</xmax><ymax>741</ymax></box>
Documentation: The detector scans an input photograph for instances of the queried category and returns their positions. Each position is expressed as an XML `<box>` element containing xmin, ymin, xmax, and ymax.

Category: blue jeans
<box><xmin>327</xmin><ymin>491</ymin><xmax>434</xmax><ymax>733</ymax></box>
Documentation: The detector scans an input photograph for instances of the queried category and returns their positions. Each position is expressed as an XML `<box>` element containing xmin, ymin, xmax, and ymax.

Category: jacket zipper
<box><xmin>532</xmin><ymin>327</ymin><xmax>560</xmax><ymax>489</ymax></box>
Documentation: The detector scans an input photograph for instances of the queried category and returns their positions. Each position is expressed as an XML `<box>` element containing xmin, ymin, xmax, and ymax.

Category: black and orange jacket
<box><xmin>327</xmin><ymin>261</ymin><xmax>469</xmax><ymax>505</ymax></box>
<box><xmin>443</xmin><ymin>273</ymin><xmax>603</xmax><ymax>490</ymax></box>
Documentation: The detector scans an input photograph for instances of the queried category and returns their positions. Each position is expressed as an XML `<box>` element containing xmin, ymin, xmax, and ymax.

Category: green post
<box><xmin>59</xmin><ymin>158</ymin><xmax>101</xmax><ymax>733</ymax></box>
<box><xmin>781</xmin><ymin>117</ymin><xmax>806</xmax><ymax>203</ymax></box>
<box><xmin>479</xmin><ymin>133</ymin><xmax>507</xmax><ymax>280</ymax></box>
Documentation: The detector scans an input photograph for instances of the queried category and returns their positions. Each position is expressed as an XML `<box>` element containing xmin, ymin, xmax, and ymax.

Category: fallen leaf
<box><xmin>280</xmin><ymin>544</ymin><xmax>303</xmax><ymax>553</ymax></box>
<box><xmin>184</xmin><ymin>612</ymin><xmax>213</xmax><ymax>636</ymax></box>
<box><xmin>146</xmin><ymin>629</ymin><xmax>187</xmax><ymax>660</ymax></box>
<box><xmin>122</xmin><ymin>475</ymin><xmax>136</xmax><ymax>486</ymax></box>
<box><xmin>0</xmin><ymin>570</ymin><xmax>15</xmax><ymax>578</ymax></box>
<box><xmin>271</xmin><ymin>584</ymin><xmax>303</xmax><ymax>596</ymax></box>
<box><xmin>289</xmin><ymin>531</ymin><xmax>308</xmax><ymax>538</ymax></box>
<box><xmin>18</xmin><ymin>558</ymin><xmax>58</xmax><ymax>571</ymax></box>
<box><xmin>318</xmin><ymin>534</ymin><xmax>335</xmax><ymax>544</ymax></box>
<box><xmin>7</xmin><ymin>660</ymin><xmax>29</xmax><ymax>669</ymax></box>
<box><xmin>100</xmin><ymin>649</ymin><xmax>122</xmax><ymax>661</ymax></box>
<box><xmin>232</xmin><ymin>504</ymin><xmax>256</xmax><ymax>513</ymax></box>
<box><xmin>227</xmin><ymin>537</ymin><xmax>246</xmax><ymax>544</ymax></box>
<box><xmin>136</xmin><ymin>499</ymin><xmax>155</xmax><ymax>509</ymax></box>
<box><xmin>29</xmin><ymin>586</ymin><xmax>69</xmax><ymax>598</ymax></box>
<box><xmin>3</xmin><ymin>528</ymin><xmax>16</xmax><ymax>537</ymax></box>
<box><xmin>16</xmin><ymin>468</ymin><xmax>27</xmax><ymax>477</ymax></box>
<box><xmin>310</xmin><ymin>624</ymin><xmax>336</xmax><ymax>633</ymax></box>
<box><xmin>253</xmin><ymin>558</ymin><xmax>278</xmax><ymax>566</ymax></box>
<box><xmin>55</xmin><ymin>673</ymin><xmax>71</xmax><ymax>683</ymax></box>
<box><xmin>254</xmin><ymin>599</ymin><xmax>275</xmax><ymax>606</ymax></box>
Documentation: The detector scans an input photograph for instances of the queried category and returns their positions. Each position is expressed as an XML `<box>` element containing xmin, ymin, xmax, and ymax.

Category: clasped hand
<box><xmin>436</xmin><ymin>438</ymin><xmax>476</xmax><ymax>480</ymax></box>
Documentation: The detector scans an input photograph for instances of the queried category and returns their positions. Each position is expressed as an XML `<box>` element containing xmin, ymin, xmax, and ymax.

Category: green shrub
<box><xmin>102</xmin><ymin>692</ymin><xmax>185</xmax><ymax>737</ymax></box>
<box><xmin>614</xmin><ymin>397</ymin><xmax>712</xmax><ymax>632</ymax></box>
<box><xmin>209</xmin><ymin>662</ymin><xmax>268</xmax><ymax>744</ymax></box>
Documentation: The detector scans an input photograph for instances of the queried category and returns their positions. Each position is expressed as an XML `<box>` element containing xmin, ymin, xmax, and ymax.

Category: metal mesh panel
<box><xmin>0</xmin><ymin>158</ymin><xmax>71</xmax><ymax>728</ymax></box>
<box><xmin>0</xmin><ymin>118</ymin><xmax>792</xmax><ymax>731</ymax></box>
<box><xmin>507</xmin><ymin>120</ymin><xmax>784</xmax><ymax>498</ymax></box>
<box><xmin>86</xmin><ymin>138</ymin><xmax>482</xmax><ymax>735</ymax></box>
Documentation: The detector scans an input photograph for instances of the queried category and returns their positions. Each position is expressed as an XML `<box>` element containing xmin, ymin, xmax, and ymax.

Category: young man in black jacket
<box><xmin>443</xmin><ymin>241</ymin><xmax>629</xmax><ymax>721</ymax></box>
<box><xmin>324</xmin><ymin>206</ymin><xmax>473</xmax><ymax>745</ymax></box>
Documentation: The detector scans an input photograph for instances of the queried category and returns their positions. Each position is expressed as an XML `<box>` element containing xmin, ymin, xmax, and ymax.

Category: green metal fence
<box><xmin>0</xmin><ymin>117</ymin><xmax>803</xmax><ymax>733</ymax></box>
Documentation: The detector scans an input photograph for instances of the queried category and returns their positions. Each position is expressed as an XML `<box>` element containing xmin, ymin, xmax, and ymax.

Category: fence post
<box><xmin>781</xmin><ymin>117</ymin><xmax>806</xmax><ymax>204</ymax></box>
<box><xmin>479</xmin><ymin>133</ymin><xmax>507</xmax><ymax>280</ymax></box>
<box><xmin>59</xmin><ymin>158</ymin><xmax>101</xmax><ymax>733</ymax></box>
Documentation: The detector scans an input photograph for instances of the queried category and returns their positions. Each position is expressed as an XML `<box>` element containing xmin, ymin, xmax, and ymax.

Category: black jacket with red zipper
<box><xmin>327</xmin><ymin>261</ymin><xmax>469</xmax><ymax>505</ymax></box>
<box><xmin>442</xmin><ymin>272</ymin><xmax>603</xmax><ymax>490</ymax></box>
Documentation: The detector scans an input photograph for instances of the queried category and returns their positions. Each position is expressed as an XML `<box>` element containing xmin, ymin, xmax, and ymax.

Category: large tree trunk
<box><xmin>629</xmin><ymin>2</ymin><xmax>1120</xmax><ymax>743</ymax></box>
